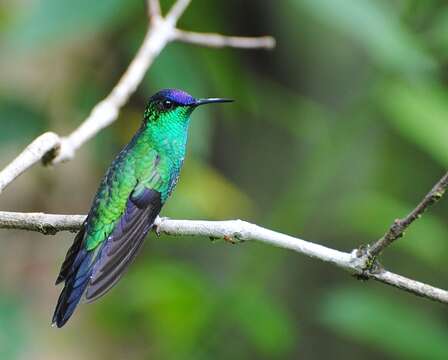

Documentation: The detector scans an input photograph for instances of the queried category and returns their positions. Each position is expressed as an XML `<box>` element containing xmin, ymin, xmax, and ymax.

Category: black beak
<box><xmin>194</xmin><ymin>98</ymin><xmax>234</xmax><ymax>106</ymax></box>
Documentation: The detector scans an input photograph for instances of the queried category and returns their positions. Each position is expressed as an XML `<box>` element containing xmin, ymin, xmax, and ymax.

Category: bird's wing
<box><xmin>84</xmin><ymin>186</ymin><xmax>162</xmax><ymax>301</ymax></box>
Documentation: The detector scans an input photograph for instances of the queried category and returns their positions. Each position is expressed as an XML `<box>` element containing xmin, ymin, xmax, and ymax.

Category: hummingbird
<box><xmin>52</xmin><ymin>89</ymin><xmax>232</xmax><ymax>327</ymax></box>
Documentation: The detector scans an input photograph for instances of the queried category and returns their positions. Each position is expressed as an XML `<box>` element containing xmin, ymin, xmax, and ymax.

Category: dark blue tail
<box><xmin>52</xmin><ymin>248</ymin><xmax>94</xmax><ymax>328</ymax></box>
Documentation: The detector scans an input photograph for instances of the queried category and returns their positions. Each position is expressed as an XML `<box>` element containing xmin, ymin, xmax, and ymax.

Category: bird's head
<box><xmin>143</xmin><ymin>88</ymin><xmax>233</xmax><ymax>124</ymax></box>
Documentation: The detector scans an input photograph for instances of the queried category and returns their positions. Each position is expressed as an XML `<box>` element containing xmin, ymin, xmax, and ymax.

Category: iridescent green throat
<box><xmin>143</xmin><ymin>105</ymin><xmax>193</xmax><ymax>162</ymax></box>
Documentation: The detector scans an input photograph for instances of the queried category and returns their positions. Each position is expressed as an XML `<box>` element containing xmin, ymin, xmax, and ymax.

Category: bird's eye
<box><xmin>160</xmin><ymin>100</ymin><xmax>174</xmax><ymax>110</ymax></box>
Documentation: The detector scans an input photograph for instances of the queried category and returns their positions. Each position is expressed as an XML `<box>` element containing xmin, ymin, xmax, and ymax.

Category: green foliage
<box><xmin>166</xmin><ymin>159</ymin><xmax>253</xmax><ymax>219</ymax></box>
<box><xmin>95</xmin><ymin>260</ymin><xmax>295</xmax><ymax>359</ymax></box>
<box><xmin>290</xmin><ymin>0</ymin><xmax>435</xmax><ymax>74</ymax></box>
<box><xmin>379</xmin><ymin>81</ymin><xmax>448</xmax><ymax>166</ymax></box>
<box><xmin>4</xmin><ymin>0</ymin><xmax>138</xmax><ymax>51</ymax></box>
<box><xmin>321</xmin><ymin>287</ymin><xmax>448</xmax><ymax>359</ymax></box>
<box><xmin>0</xmin><ymin>293</ymin><xmax>29</xmax><ymax>360</ymax></box>
<box><xmin>0</xmin><ymin>98</ymin><xmax>48</xmax><ymax>148</ymax></box>
<box><xmin>130</xmin><ymin>261</ymin><xmax>214</xmax><ymax>353</ymax></box>
<box><xmin>230</xmin><ymin>286</ymin><xmax>296</xmax><ymax>356</ymax></box>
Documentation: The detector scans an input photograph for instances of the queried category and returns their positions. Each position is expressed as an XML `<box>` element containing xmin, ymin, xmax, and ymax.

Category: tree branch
<box><xmin>147</xmin><ymin>0</ymin><xmax>161</xmax><ymax>22</ymax></box>
<box><xmin>173</xmin><ymin>29</ymin><xmax>276</xmax><ymax>49</ymax></box>
<box><xmin>368</xmin><ymin>171</ymin><xmax>448</xmax><ymax>258</ymax></box>
<box><xmin>165</xmin><ymin>0</ymin><xmax>191</xmax><ymax>25</ymax></box>
<box><xmin>0</xmin><ymin>212</ymin><xmax>85</xmax><ymax>234</ymax></box>
<box><xmin>1</xmin><ymin>211</ymin><xmax>447</xmax><ymax>304</ymax></box>
<box><xmin>0</xmin><ymin>132</ymin><xmax>61</xmax><ymax>194</ymax></box>
<box><xmin>0</xmin><ymin>0</ymin><xmax>275</xmax><ymax>192</ymax></box>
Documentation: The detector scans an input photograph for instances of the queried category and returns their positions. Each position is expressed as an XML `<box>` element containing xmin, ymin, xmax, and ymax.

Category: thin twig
<box><xmin>165</xmin><ymin>0</ymin><xmax>192</xmax><ymax>24</ymax></box>
<box><xmin>369</xmin><ymin>172</ymin><xmax>448</xmax><ymax>258</ymax></box>
<box><xmin>0</xmin><ymin>212</ymin><xmax>85</xmax><ymax>234</ymax></box>
<box><xmin>370</xmin><ymin>270</ymin><xmax>448</xmax><ymax>304</ymax></box>
<box><xmin>174</xmin><ymin>29</ymin><xmax>276</xmax><ymax>49</ymax></box>
<box><xmin>1</xmin><ymin>211</ymin><xmax>447</xmax><ymax>304</ymax></box>
<box><xmin>147</xmin><ymin>0</ymin><xmax>161</xmax><ymax>21</ymax></box>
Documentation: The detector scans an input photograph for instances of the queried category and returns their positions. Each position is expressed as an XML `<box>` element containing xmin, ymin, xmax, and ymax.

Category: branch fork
<box><xmin>367</xmin><ymin>172</ymin><xmax>448</xmax><ymax>259</ymax></box>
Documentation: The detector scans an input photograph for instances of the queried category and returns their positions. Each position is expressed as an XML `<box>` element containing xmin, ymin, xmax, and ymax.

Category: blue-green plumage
<box><xmin>52</xmin><ymin>89</ymin><xmax>232</xmax><ymax>327</ymax></box>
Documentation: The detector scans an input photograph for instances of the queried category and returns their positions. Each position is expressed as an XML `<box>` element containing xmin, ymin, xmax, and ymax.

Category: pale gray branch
<box><xmin>156</xmin><ymin>218</ymin><xmax>352</xmax><ymax>268</ymax></box>
<box><xmin>1</xmin><ymin>211</ymin><xmax>447</xmax><ymax>305</ymax></box>
<box><xmin>0</xmin><ymin>212</ymin><xmax>85</xmax><ymax>234</ymax></box>
<box><xmin>165</xmin><ymin>0</ymin><xmax>192</xmax><ymax>25</ymax></box>
<box><xmin>0</xmin><ymin>132</ymin><xmax>61</xmax><ymax>194</ymax></box>
<box><xmin>370</xmin><ymin>270</ymin><xmax>448</xmax><ymax>304</ymax></box>
<box><xmin>147</xmin><ymin>0</ymin><xmax>161</xmax><ymax>21</ymax></box>
<box><xmin>174</xmin><ymin>29</ymin><xmax>276</xmax><ymax>49</ymax></box>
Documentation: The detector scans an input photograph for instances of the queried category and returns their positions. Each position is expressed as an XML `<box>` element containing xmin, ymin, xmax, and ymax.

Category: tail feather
<box><xmin>52</xmin><ymin>248</ymin><xmax>94</xmax><ymax>328</ymax></box>
<box><xmin>55</xmin><ymin>224</ymin><xmax>86</xmax><ymax>285</ymax></box>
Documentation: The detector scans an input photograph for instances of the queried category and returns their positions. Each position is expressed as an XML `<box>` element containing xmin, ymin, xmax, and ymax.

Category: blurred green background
<box><xmin>1</xmin><ymin>0</ymin><xmax>448</xmax><ymax>359</ymax></box>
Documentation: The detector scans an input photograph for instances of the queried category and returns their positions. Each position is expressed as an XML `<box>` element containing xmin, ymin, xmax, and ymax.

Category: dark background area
<box><xmin>1</xmin><ymin>0</ymin><xmax>448</xmax><ymax>358</ymax></box>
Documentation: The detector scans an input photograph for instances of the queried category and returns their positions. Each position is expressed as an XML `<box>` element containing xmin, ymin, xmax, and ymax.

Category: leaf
<box><xmin>321</xmin><ymin>287</ymin><xmax>448</xmax><ymax>359</ymax></box>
